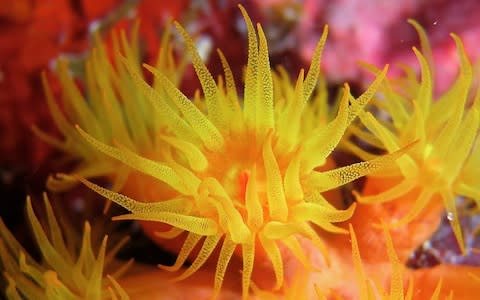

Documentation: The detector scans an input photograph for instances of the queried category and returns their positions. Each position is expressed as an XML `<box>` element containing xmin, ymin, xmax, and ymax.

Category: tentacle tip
<box><xmin>111</xmin><ymin>215</ymin><xmax>127</xmax><ymax>222</ymax></box>
<box><xmin>56</xmin><ymin>172</ymin><xmax>77</xmax><ymax>181</ymax></box>
<box><xmin>272</xmin><ymin>283</ymin><xmax>283</xmax><ymax>292</ymax></box>
<box><xmin>337</xmin><ymin>228</ymin><xmax>350</xmax><ymax>235</ymax></box>
<box><xmin>352</xmin><ymin>190</ymin><xmax>363</xmax><ymax>201</ymax></box>
<box><xmin>349</xmin><ymin>202</ymin><xmax>357</xmax><ymax>211</ymax></box>
<box><xmin>449</xmin><ymin>32</ymin><xmax>459</xmax><ymax>39</ymax></box>
<box><xmin>157</xmin><ymin>264</ymin><xmax>178</xmax><ymax>273</ymax></box>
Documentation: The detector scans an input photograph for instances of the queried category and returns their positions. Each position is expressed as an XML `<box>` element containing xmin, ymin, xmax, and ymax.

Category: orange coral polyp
<box><xmin>0</xmin><ymin>194</ymin><xmax>130</xmax><ymax>300</ymax></box>
<box><xmin>41</xmin><ymin>5</ymin><xmax>415</xmax><ymax>298</ymax></box>
<box><xmin>354</xmin><ymin>26</ymin><xmax>480</xmax><ymax>255</ymax></box>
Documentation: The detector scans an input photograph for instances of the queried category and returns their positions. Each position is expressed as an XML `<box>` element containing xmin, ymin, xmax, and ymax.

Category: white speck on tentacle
<box><xmin>196</xmin><ymin>35</ymin><xmax>213</xmax><ymax>62</ymax></box>
<box><xmin>423</xmin><ymin>240</ymin><xmax>432</xmax><ymax>249</ymax></box>
<box><xmin>447</xmin><ymin>212</ymin><xmax>454</xmax><ymax>221</ymax></box>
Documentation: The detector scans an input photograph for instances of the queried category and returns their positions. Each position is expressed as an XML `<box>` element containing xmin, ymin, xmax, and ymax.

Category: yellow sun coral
<box><xmin>344</xmin><ymin>223</ymin><xmax>452</xmax><ymax>300</ymax></box>
<box><xmin>0</xmin><ymin>194</ymin><xmax>130</xmax><ymax>299</ymax></box>
<box><xmin>252</xmin><ymin>223</ymin><xmax>452</xmax><ymax>300</ymax></box>
<box><xmin>32</xmin><ymin>21</ymin><xmax>185</xmax><ymax>193</ymax></box>
<box><xmin>36</xmin><ymin>5</ymin><xmax>414</xmax><ymax>299</ymax></box>
<box><xmin>351</xmin><ymin>20</ymin><xmax>480</xmax><ymax>254</ymax></box>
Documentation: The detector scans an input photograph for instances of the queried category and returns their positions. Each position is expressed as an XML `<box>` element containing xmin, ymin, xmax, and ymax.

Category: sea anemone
<box><xmin>34</xmin><ymin>4</ymin><xmax>414</xmax><ymax>298</ymax></box>
<box><xmin>350</xmin><ymin>20</ymin><xmax>480</xmax><ymax>254</ymax></box>
<box><xmin>0</xmin><ymin>194</ymin><xmax>130</xmax><ymax>299</ymax></box>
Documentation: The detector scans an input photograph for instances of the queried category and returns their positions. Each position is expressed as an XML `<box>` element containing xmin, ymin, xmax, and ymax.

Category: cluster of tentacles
<box><xmin>1</xmin><ymin>5</ymin><xmax>479</xmax><ymax>300</ymax></box>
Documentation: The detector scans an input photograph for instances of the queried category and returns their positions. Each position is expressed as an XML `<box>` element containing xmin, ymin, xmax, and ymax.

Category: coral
<box><xmin>0</xmin><ymin>194</ymin><xmax>130</xmax><ymax>299</ymax></box>
<box><xmin>4</xmin><ymin>2</ymin><xmax>480</xmax><ymax>300</ymax></box>
<box><xmin>345</xmin><ymin>224</ymin><xmax>450</xmax><ymax>300</ymax></box>
<box><xmin>289</xmin><ymin>0</ymin><xmax>480</xmax><ymax>92</ymax></box>
<box><xmin>350</xmin><ymin>20</ymin><xmax>480</xmax><ymax>254</ymax></box>
<box><xmin>32</xmin><ymin>21</ymin><xmax>178</xmax><ymax>193</ymax></box>
<box><xmin>252</xmin><ymin>223</ymin><xmax>454</xmax><ymax>300</ymax></box>
<box><xmin>32</xmin><ymin>4</ymin><xmax>416</xmax><ymax>299</ymax></box>
<box><xmin>0</xmin><ymin>0</ymin><xmax>120</xmax><ymax>169</ymax></box>
<box><xmin>0</xmin><ymin>0</ymin><xmax>190</xmax><ymax>171</ymax></box>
